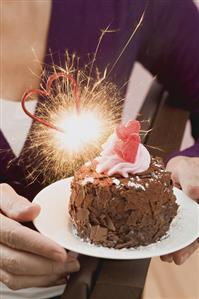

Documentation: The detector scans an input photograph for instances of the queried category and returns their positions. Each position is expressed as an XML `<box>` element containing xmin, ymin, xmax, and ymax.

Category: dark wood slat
<box><xmin>146</xmin><ymin>93</ymin><xmax>189</xmax><ymax>161</ymax></box>
<box><xmin>61</xmin><ymin>256</ymin><xmax>100</xmax><ymax>299</ymax></box>
<box><xmin>89</xmin><ymin>259</ymin><xmax>150</xmax><ymax>299</ymax></box>
<box><xmin>137</xmin><ymin>80</ymin><xmax>164</xmax><ymax>143</ymax></box>
<box><xmin>90</xmin><ymin>284</ymin><xmax>141</xmax><ymax>299</ymax></box>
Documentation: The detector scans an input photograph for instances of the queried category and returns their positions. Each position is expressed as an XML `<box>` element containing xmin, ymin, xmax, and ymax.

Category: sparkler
<box><xmin>21</xmin><ymin>69</ymin><xmax>117</xmax><ymax>156</ymax></box>
<box><xmin>20</xmin><ymin>6</ymin><xmax>147</xmax><ymax>184</ymax></box>
<box><xmin>20</xmin><ymin>63</ymin><xmax>123</xmax><ymax>183</ymax></box>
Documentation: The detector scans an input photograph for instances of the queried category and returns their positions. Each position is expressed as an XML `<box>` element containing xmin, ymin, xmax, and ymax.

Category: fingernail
<box><xmin>54</xmin><ymin>250</ymin><xmax>68</xmax><ymax>262</ymax></box>
<box><xmin>160</xmin><ymin>256</ymin><xmax>173</xmax><ymax>263</ymax></box>
<box><xmin>68</xmin><ymin>251</ymin><xmax>78</xmax><ymax>258</ymax></box>
<box><xmin>67</xmin><ymin>255</ymin><xmax>78</xmax><ymax>262</ymax></box>
<box><xmin>167</xmin><ymin>256</ymin><xmax>173</xmax><ymax>263</ymax></box>
<box><xmin>12</xmin><ymin>205</ymin><xmax>30</xmax><ymax>215</ymax></box>
<box><xmin>178</xmin><ymin>253</ymin><xmax>188</xmax><ymax>265</ymax></box>
<box><xmin>73</xmin><ymin>260</ymin><xmax>80</xmax><ymax>272</ymax></box>
<box><xmin>66</xmin><ymin>260</ymin><xmax>80</xmax><ymax>272</ymax></box>
<box><xmin>176</xmin><ymin>256</ymin><xmax>183</xmax><ymax>265</ymax></box>
<box><xmin>55</xmin><ymin>260</ymin><xmax>78</xmax><ymax>274</ymax></box>
<box><xmin>13</xmin><ymin>203</ymin><xmax>39</xmax><ymax>214</ymax></box>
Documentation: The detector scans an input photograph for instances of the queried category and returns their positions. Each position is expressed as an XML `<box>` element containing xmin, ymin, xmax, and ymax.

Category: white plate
<box><xmin>33</xmin><ymin>178</ymin><xmax>199</xmax><ymax>259</ymax></box>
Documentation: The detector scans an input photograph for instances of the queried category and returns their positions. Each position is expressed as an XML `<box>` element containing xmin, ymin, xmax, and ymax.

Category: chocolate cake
<box><xmin>69</xmin><ymin>157</ymin><xmax>178</xmax><ymax>249</ymax></box>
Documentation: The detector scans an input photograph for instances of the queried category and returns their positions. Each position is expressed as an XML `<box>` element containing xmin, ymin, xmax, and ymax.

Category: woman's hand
<box><xmin>0</xmin><ymin>184</ymin><xmax>80</xmax><ymax>290</ymax></box>
<box><xmin>161</xmin><ymin>156</ymin><xmax>199</xmax><ymax>265</ymax></box>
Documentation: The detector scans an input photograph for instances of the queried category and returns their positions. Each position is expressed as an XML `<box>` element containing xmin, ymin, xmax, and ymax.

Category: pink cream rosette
<box><xmin>96</xmin><ymin>120</ymin><xmax>151</xmax><ymax>177</ymax></box>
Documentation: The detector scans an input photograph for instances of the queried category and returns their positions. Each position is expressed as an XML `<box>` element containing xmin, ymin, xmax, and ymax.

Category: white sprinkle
<box><xmin>135</xmin><ymin>176</ymin><xmax>141</xmax><ymax>181</ymax></box>
<box><xmin>112</xmin><ymin>178</ymin><xmax>120</xmax><ymax>186</ymax></box>
<box><xmin>81</xmin><ymin>176</ymin><xmax>94</xmax><ymax>185</ymax></box>
<box><xmin>154</xmin><ymin>163</ymin><xmax>163</xmax><ymax>168</ymax></box>
<box><xmin>151</xmin><ymin>172</ymin><xmax>159</xmax><ymax>179</ymax></box>
<box><xmin>145</xmin><ymin>183</ymin><xmax>149</xmax><ymax>188</ymax></box>
<box><xmin>128</xmin><ymin>181</ymin><xmax>145</xmax><ymax>191</ymax></box>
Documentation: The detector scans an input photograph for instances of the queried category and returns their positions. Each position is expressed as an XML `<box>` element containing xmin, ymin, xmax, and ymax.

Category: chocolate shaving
<box><xmin>76</xmin><ymin>208</ymin><xmax>89</xmax><ymax>225</ymax></box>
<box><xmin>106</xmin><ymin>214</ymin><xmax>116</xmax><ymax>231</ymax></box>
<box><xmin>90</xmin><ymin>225</ymin><xmax>108</xmax><ymax>242</ymax></box>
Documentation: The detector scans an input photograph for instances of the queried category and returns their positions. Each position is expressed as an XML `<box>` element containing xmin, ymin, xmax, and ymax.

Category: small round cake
<box><xmin>69</xmin><ymin>120</ymin><xmax>178</xmax><ymax>248</ymax></box>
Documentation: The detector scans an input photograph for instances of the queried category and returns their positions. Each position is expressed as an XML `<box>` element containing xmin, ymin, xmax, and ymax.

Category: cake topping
<box><xmin>127</xmin><ymin>181</ymin><xmax>146</xmax><ymax>190</ymax></box>
<box><xmin>96</xmin><ymin>120</ymin><xmax>151</xmax><ymax>177</ymax></box>
<box><xmin>112</xmin><ymin>178</ymin><xmax>121</xmax><ymax>186</ymax></box>
<box><xmin>114</xmin><ymin>120</ymin><xmax>141</xmax><ymax>163</ymax></box>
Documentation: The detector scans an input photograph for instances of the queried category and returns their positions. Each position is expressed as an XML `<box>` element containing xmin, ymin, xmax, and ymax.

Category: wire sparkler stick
<box><xmin>21</xmin><ymin>72</ymin><xmax>80</xmax><ymax>133</ymax></box>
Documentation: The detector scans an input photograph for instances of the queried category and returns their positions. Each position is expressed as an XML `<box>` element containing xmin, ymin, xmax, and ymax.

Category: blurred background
<box><xmin>123</xmin><ymin>1</ymin><xmax>199</xmax><ymax>298</ymax></box>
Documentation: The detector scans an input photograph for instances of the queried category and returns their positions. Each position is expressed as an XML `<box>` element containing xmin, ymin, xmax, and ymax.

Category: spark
<box><xmin>107</xmin><ymin>8</ymin><xmax>146</xmax><ymax>77</ymax></box>
<box><xmin>87</xmin><ymin>24</ymin><xmax>111</xmax><ymax>89</ymax></box>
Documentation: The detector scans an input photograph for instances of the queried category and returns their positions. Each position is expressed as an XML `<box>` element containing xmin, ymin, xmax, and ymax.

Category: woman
<box><xmin>1</xmin><ymin>0</ymin><xmax>199</xmax><ymax>298</ymax></box>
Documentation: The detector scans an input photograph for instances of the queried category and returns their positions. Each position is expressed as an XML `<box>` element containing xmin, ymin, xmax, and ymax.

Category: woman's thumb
<box><xmin>0</xmin><ymin>183</ymin><xmax>40</xmax><ymax>222</ymax></box>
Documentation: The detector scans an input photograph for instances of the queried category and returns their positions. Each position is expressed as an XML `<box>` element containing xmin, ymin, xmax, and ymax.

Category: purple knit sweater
<box><xmin>1</xmin><ymin>0</ymin><xmax>199</xmax><ymax>199</ymax></box>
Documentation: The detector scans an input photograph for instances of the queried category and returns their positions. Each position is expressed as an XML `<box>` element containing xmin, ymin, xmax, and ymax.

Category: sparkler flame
<box><xmin>54</xmin><ymin>110</ymin><xmax>103</xmax><ymax>152</ymax></box>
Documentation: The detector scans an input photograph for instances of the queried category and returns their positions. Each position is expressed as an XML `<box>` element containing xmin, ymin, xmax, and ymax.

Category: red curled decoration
<box><xmin>21</xmin><ymin>73</ymin><xmax>80</xmax><ymax>133</ymax></box>
<box><xmin>46</xmin><ymin>72</ymin><xmax>80</xmax><ymax>114</ymax></box>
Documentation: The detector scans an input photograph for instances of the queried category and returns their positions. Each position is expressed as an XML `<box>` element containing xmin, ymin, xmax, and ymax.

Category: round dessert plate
<box><xmin>33</xmin><ymin>178</ymin><xmax>199</xmax><ymax>259</ymax></box>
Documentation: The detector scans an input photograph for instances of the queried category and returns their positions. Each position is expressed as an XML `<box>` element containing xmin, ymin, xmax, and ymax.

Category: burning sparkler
<box><xmin>20</xmin><ymin>63</ymin><xmax>123</xmax><ymax>184</ymax></box>
<box><xmin>20</xmin><ymin>7</ymin><xmax>147</xmax><ymax>184</ymax></box>
<box><xmin>21</xmin><ymin>69</ymin><xmax>120</xmax><ymax>154</ymax></box>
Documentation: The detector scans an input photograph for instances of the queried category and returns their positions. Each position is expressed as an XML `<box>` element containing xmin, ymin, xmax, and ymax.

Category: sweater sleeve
<box><xmin>138</xmin><ymin>0</ymin><xmax>199</xmax><ymax>158</ymax></box>
<box><xmin>167</xmin><ymin>138</ymin><xmax>199</xmax><ymax>160</ymax></box>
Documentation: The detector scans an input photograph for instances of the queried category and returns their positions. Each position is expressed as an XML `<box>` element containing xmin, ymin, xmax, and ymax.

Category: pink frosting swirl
<box><xmin>96</xmin><ymin>120</ymin><xmax>151</xmax><ymax>177</ymax></box>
